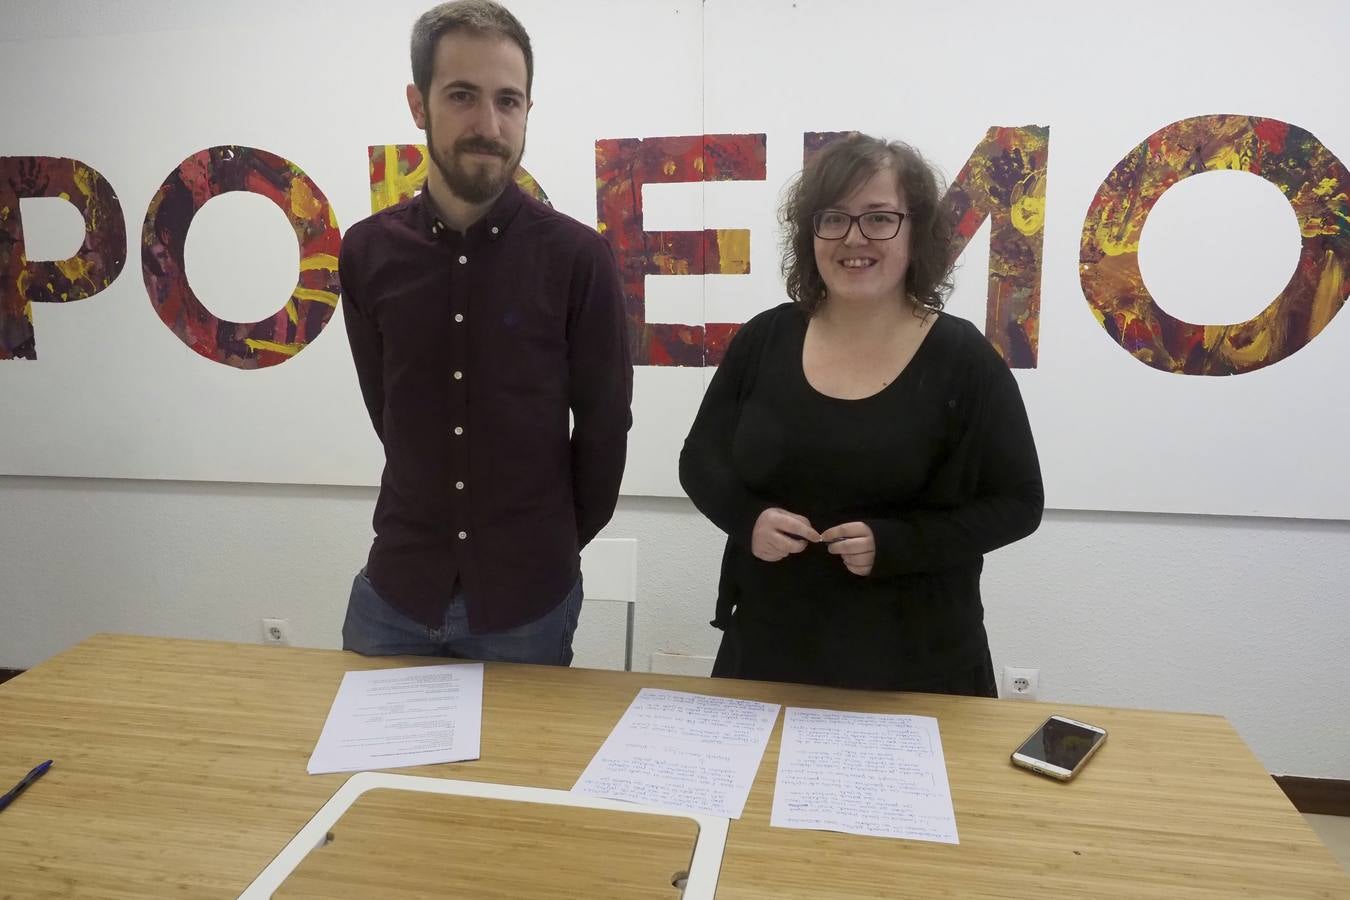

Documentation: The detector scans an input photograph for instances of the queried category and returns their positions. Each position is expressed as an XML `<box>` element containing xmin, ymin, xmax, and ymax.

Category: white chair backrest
<box><xmin>576</xmin><ymin>538</ymin><xmax>638</xmax><ymax>671</ymax></box>
<box><xmin>580</xmin><ymin>538</ymin><xmax>637</xmax><ymax>608</ymax></box>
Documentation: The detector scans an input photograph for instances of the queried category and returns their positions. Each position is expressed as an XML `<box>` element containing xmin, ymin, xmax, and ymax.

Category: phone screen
<box><xmin>1015</xmin><ymin>717</ymin><xmax>1104</xmax><ymax>770</ymax></box>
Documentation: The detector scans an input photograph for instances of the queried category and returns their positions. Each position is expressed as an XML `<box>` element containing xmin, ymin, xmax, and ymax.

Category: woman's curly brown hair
<box><xmin>781</xmin><ymin>133</ymin><xmax>955</xmax><ymax>316</ymax></box>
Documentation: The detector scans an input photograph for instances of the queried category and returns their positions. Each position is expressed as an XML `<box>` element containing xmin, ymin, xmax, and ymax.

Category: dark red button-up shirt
<box><xmin>339</xmin><ymin>183</ymin><xmax>632</xmax><ymax>631</ymax></box>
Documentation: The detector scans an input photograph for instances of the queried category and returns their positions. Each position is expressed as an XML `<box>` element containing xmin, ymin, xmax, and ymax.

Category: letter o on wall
<box><xmin>142</xmin><ymin>145</ymin><xmax>342</xmax><ymax>369</ymax></box>
<box><xmin>1080</xmin><ymin>115</ymin><xmax>1350</xmax><ymax>375</ymax></box>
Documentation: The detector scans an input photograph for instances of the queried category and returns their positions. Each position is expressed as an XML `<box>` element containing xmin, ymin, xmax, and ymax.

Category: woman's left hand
<box><xmin>820</xmin><ymin>522</ymin><xmax>876</xmax><ymax>576</ymax></box>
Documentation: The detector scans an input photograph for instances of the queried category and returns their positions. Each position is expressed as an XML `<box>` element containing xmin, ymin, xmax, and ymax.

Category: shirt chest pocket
<box><xmin>499</xmin><ymin>304</ymin><xmax>565</xmax><ymax>347</ymax></box>
<box><xmin>487</xmin><ymin>303</ymin><xmax>570</xmax><ymax>401</ymax></box>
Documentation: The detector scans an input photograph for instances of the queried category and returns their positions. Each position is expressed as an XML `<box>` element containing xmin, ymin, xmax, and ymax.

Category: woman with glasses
<box><xmin>679</xmin><ymin>132</ymin><xmax>1044</xmax><ymax>696</ymax></box>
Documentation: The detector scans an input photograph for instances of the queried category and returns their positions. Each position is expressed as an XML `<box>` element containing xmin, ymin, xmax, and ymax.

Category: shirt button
<box><xmin>490</xmin><ymin>226</ymin><xmax>499</xmax><ymax>235</ymax></box>
<box><xmin>454</xmin><ymin>313</ymin><xmax>464</xmax><ymax>323</ymax></box>
<box><xmin>453</xmin><ymin>370</ymin><xmax>463</xmax><ymax>380</ymax></box>
<box><xmin>458</xmin><ymin>255</ymin><xmax>468</xmax><ymax>264</ymax></box>
<box><xmin>455</xmin><ymin>481</ymin><xmax>465</xmax><ymax>490</ymax></box>
<box><xmin>454</xmin><ymin>426</ymin><xmax>464</xmax><ymax>435</ymax></box>
<box><xmin>458</xmin><ymin>531</ymin><xmax>468</xmax><ymax>540</ymax></box>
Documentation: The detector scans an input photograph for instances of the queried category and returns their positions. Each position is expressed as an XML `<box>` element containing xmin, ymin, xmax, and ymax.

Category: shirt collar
<box><xmin>417</xmin><ymin>181</ymin><xmax>524</xmax><ymax>242</ymax></box>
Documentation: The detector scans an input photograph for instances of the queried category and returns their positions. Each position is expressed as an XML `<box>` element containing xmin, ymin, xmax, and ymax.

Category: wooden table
<box><xmin>1</xmin><ymin>635</ymin><xmax>1345</xmax><ymax>899</ymax></box>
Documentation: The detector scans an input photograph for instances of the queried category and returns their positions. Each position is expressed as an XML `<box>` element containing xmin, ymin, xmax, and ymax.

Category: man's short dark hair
<box><xmin>411</xmin><ymin>1</ymin><xmax>533</xmax><ymax>98</ymax></box>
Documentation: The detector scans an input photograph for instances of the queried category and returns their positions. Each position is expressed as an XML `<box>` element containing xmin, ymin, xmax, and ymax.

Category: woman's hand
<box><xmin>820</xmin><ymin>522</ymin><xmax>876</xmax><ymax>576</ymax></box>
<box><xmin>751</xmin><ymin>508</ymin><xmax>821</xmax><ymax>562</ymax></box>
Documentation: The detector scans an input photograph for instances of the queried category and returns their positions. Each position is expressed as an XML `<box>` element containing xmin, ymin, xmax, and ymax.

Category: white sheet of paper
<box><xmin>572</xmin><ymin>688</ymin><xmax>780</xmax><ymax>819</ymax></box>
<box><xmin>771</xmin><ymin>707</ymin><xmax>959</xmax><ymax>843</ymax></box>
<box><xmin>306</xmin><ymin>663</ymin><xmax>484</xmax><ymax>775</ymax></box>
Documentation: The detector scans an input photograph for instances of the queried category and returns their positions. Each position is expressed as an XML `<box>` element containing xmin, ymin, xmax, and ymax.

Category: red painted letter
<box><xmin>141</xmin><ymin>146</ymin><xmax>341</xmax><ymax>369</ymax></box>
<box><xmin>596</xmin><ymin>134</ymin><xmax>767</xmax><ymax>366</ymax></box>
<box><xmin>1080</xmin><ymin>115</ymin><xmax>1350</xmax><ymax>375</ymax></box>
<box><xmin>0</xmin><ymin>157</ymin><xmax>126</xmax><ymax>359</ymax></box>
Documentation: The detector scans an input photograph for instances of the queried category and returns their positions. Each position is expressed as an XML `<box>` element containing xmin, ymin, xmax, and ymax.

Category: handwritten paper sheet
<box><xmin>572</xmin><ymin>688</ymin><xmax>780</xmax><ymax>819</ymax></box>
<box><xmin>306</xmin><ymin>664</ymin><xmax>484</xmax><ymax>775</ymax></box>
<box><xmin>771</xmin><ymin>707</ymin><xmax>959</xmax><ymax>843</ymax></box>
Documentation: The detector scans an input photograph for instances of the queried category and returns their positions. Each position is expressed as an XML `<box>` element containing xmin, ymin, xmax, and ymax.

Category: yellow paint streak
<box><xmin>662</xmin><ymin>159</ymin><xmax>677</xmax><ymax>176</ymax></box>
<box><xmin>715</xmin><ymin>229</ymin><xmax>750</xmax><ymax>274</ymax></box>
<box><xmin>1309</xmin><ymin>250</ymin><xmax>1345</xmax><ymax>335</ymax></box>
<box><xmin>285</xmin><ymin>300</ymin><xmax>299</xmax><ymax>325</ymax></box>
<box><xmin>292</xmin><ymin>287</ymin><xmax>338</xmax><ymax>307</ymax></box>
<box><xmin>652</xmin><ymin>254</ymin><xmax>691</xmax><ymax>276</ymax></box>
<box><xmin>1214</xmin><ymin>320</ymin><xmax>1273</xmax><ymax>368</ymax></box>
<box><xmin>244</xmin><ymin>338</ymin><xmax>303</xmax><ymax>356</ymax></box>
<box><xmin>299</xmin><ymin>253</ymin><xmax>339</xmax><ymax>272</ymax></box>
<box><xmin>371</xmin><ymin>145</ymin><xmax>429</xmax><ymax>213</ymax></box>
<box><xmin>290</xmin><ymin>177</ymin><xmax>322</xmax><ymax>221</ymax></box>
<box><xmin>1094</xmin><ymin>219</ymin><xmax>1139</xmax><ymax>257</ymax></box>
<box><xmin>1300</xmin><ymin>200</ymin><xmax>1346</xmax><ymax>238</ymax></box>
<box><xmin>1204</xmin><ymin>145</ymin><xmax>1247</xmax><ymax>172</ymax></box>
<box><xmin>693</xmin><ymin>157</ymin><xmax>705</xmax><ymax>175</ymax></box>
<box><xmin>514</xmin><ymin>170</ymin><xmax>546</xmax><ymax>203</ymax></box>
<box><xmin>1010</xmin><ymin>172</ymin><xmax>1046</xmax><ymax>237</ymax></box>
<box><xmin>55</xmin><ymin>254</ymin><xmax>95</xmax><ymax>289</ymax></box>
<box><xmin>1313</xmin><ymin>177</ymin><xmax>1339</xmax><ymax>198</ymax></box>
<box><xmin>71</xmin><ymin>165</ymin><xmax>102</xmax><ymax>231</ymax></box>
<box><xmin>73</xmin><ymin>164</ymin><xmax>96</xmax><ymax>199</ymax></box>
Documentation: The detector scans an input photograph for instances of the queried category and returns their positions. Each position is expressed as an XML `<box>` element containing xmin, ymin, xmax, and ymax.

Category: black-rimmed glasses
<box><xmin>811</xmin><ymin>210</ymin><xmax>906</xmax><ymax>241</ymax></box>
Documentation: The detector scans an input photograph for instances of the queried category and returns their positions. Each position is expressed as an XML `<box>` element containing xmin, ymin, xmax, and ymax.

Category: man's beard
<box><xmin>427</xmin><ymin>128</ymin><xmax>525</xmax><ymax>205</ymax></box>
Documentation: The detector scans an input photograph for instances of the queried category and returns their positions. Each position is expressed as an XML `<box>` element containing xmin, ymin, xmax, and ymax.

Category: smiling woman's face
<box><xmin>812</xmin><ymin>165</ymin><xmax>912</xmax><ymax>308</ymax></box>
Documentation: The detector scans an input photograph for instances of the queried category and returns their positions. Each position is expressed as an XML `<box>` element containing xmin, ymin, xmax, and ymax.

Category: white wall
<box><xmin>6</xmin><ymin>0</ymin><xmax>1350</xmax><ymax>516</ymax></box>
<box><xmin>1</xmin><ymin>474</ymin><xmax>1346</xmax><ymax>778</ymax></box>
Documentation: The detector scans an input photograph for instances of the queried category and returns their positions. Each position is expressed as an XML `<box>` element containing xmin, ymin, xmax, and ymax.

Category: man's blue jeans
<box><xmin>342</xmin><ymin>568</ymin><xmax>583</xmax><ymax>665</ymax></box>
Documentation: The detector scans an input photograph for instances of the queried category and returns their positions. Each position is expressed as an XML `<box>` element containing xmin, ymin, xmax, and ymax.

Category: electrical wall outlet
<box><xmin>261</xmin><ymin>618</ymin><xmax>291</xmax><ymax>646</ymax></box>
<box><xmin>1003</xmin><ymin>666</ymin><xmax>1039</xmax><ymax>700</ymax></box>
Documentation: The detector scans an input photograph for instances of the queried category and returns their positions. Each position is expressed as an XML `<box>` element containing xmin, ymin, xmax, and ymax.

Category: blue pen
<box><xmin>0</xmin><ymin>760</ymin><xmax>53</xmax><ymax>813</ymax></box>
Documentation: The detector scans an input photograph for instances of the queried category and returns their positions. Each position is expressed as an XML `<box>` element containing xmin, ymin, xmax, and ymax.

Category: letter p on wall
<box><xmin>0</xmin><ymin>156</ymin><xmax>127</xmax><ymax>359</ymax></box>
